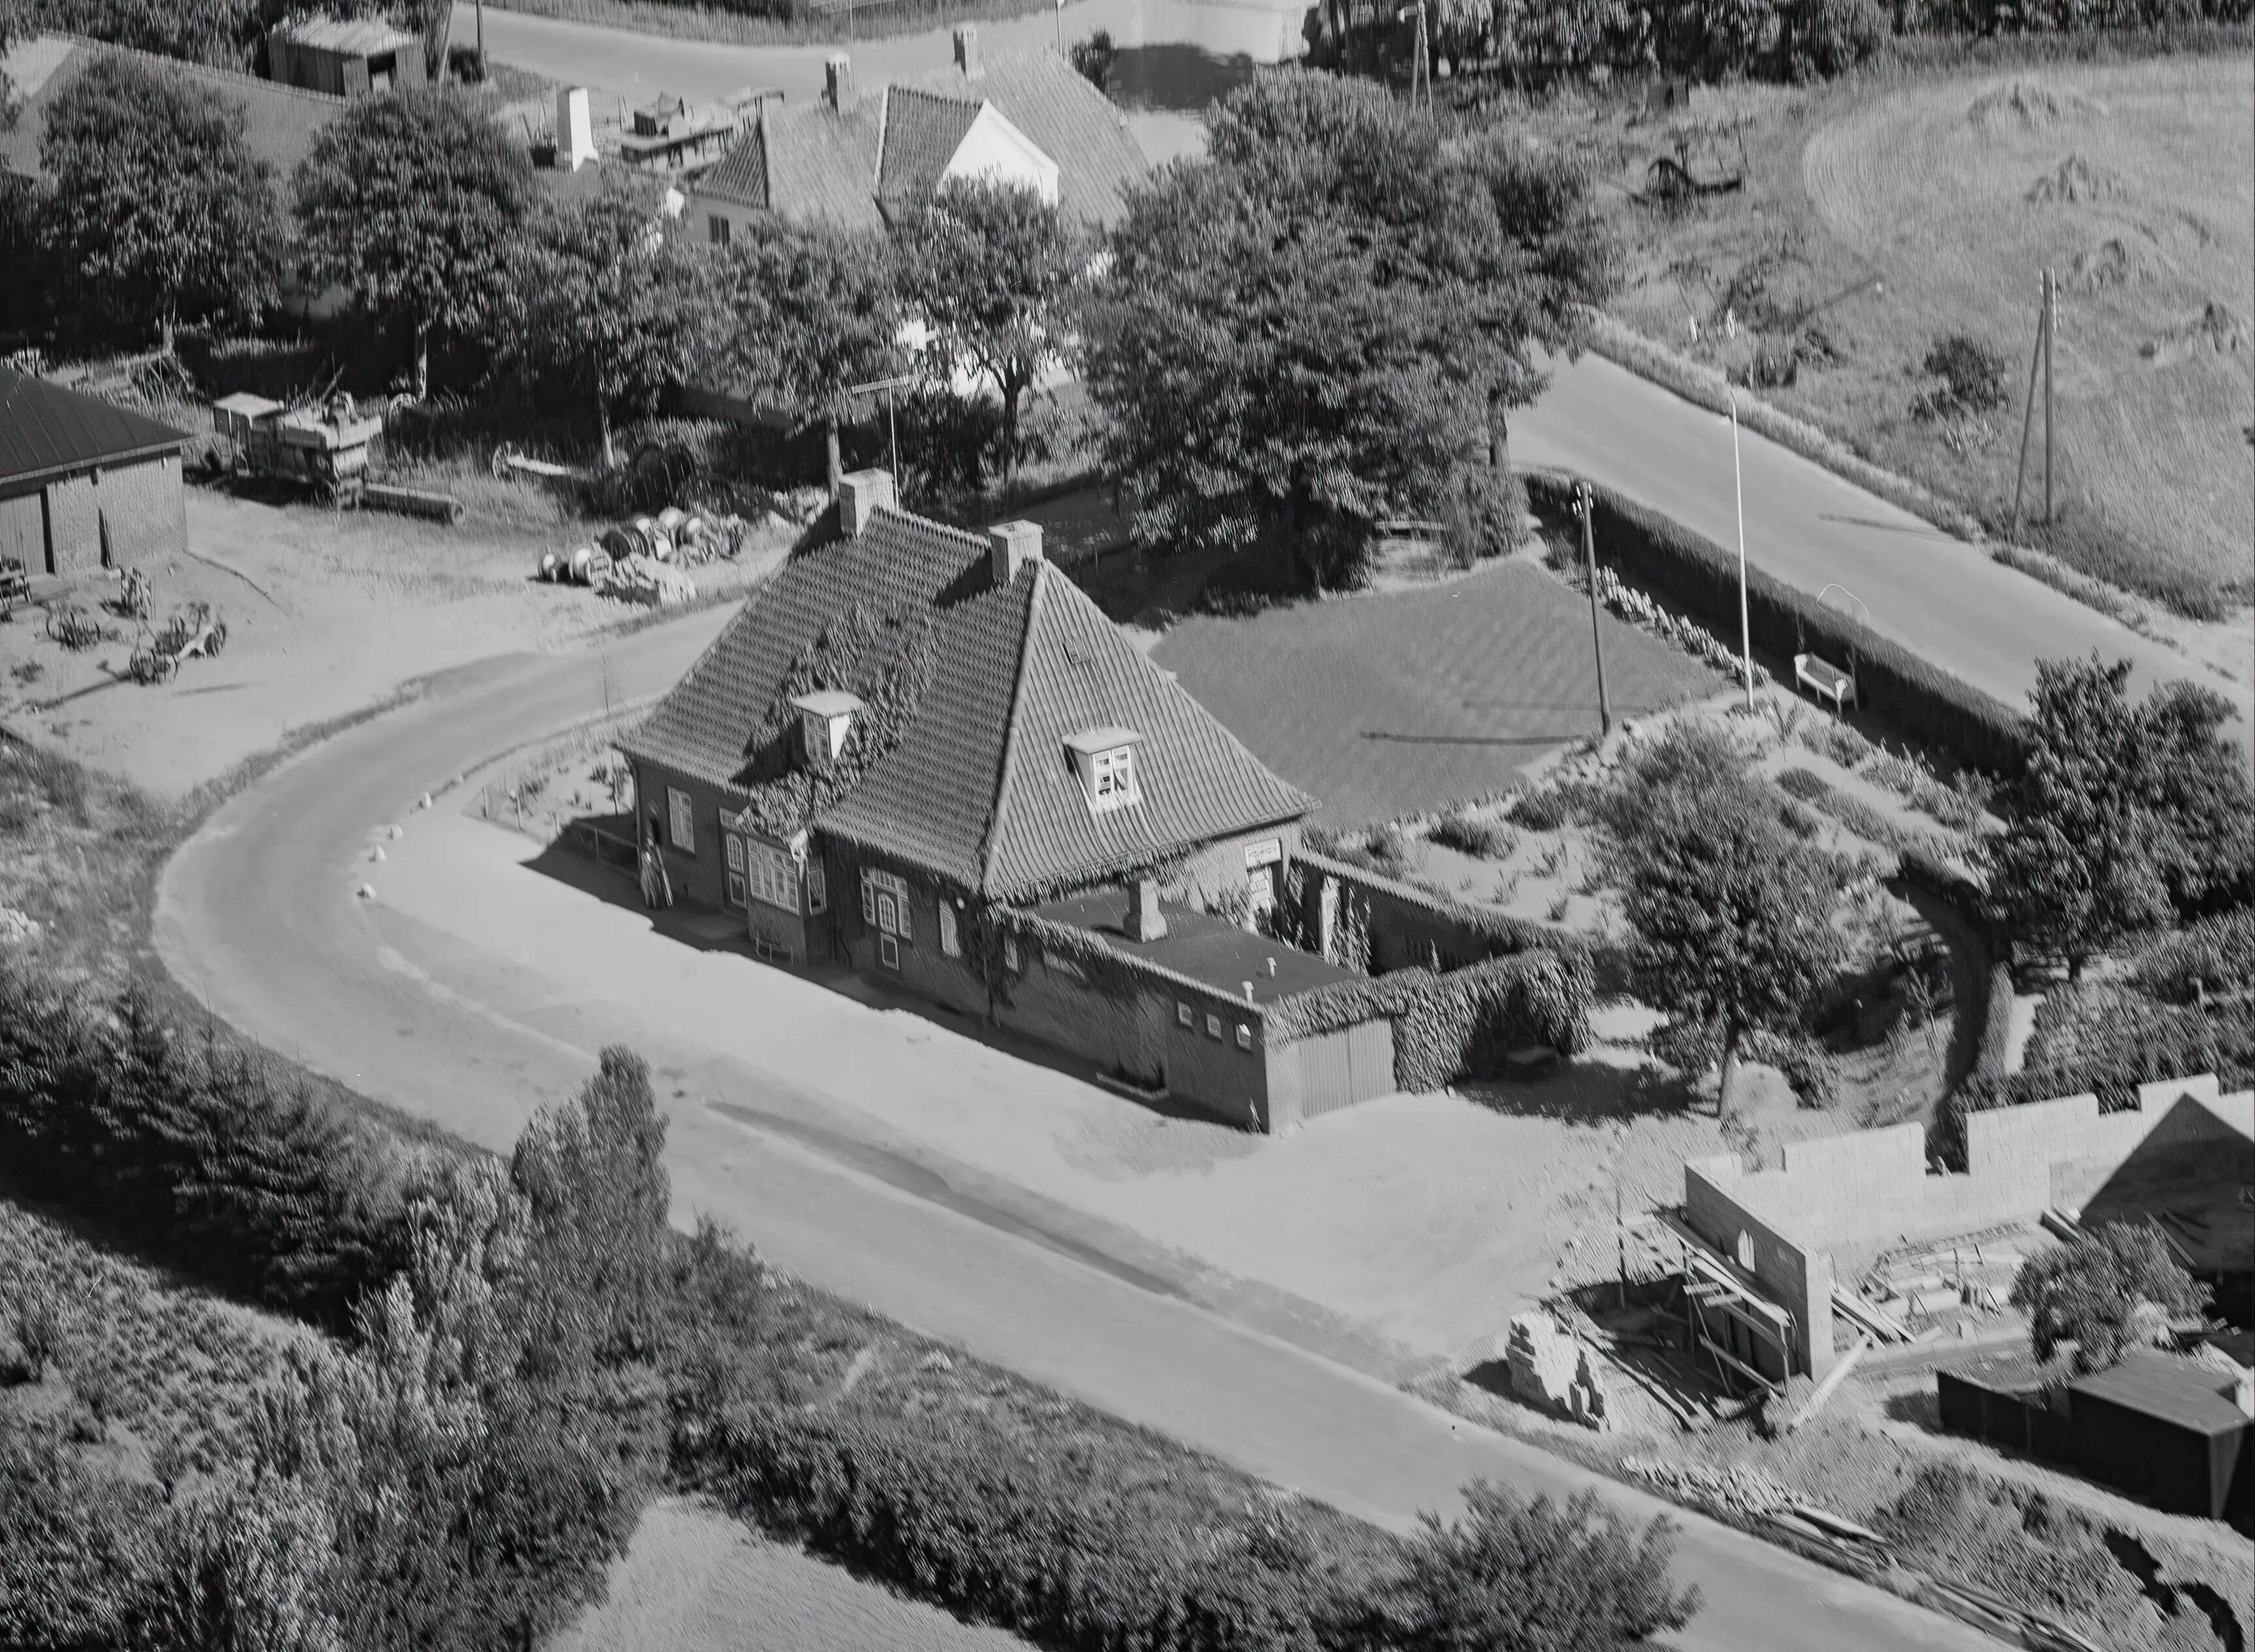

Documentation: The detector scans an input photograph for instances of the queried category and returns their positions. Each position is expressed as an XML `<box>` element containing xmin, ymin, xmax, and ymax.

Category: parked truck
<box><xmin>211</xmin><ymin>392</ymin><xmax>384</xmax><ymax>506</ymax></box>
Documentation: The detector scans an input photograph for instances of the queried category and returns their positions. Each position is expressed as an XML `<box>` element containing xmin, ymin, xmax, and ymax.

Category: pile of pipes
<box><xmin>538</xmin><ymin>506</ymin><xmax>749</xmax><ymax>591</ymax></box>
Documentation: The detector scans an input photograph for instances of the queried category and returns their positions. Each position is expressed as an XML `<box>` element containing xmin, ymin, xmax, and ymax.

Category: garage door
<box><xmin>1294</xmin><ymin>1018</ymin><xmax>1396</xmax><ymax>1125</ymax></box>
<box><xmin>0</xmin><ymin>491</ymin><xmax>47</xmax><ymax>574</ymax></box>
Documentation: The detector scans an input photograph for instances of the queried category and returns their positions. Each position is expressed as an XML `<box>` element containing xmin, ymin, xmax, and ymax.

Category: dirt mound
<box><xmin>2141</xmin><ymin>302</ymin><xmax>2251</xmax><ymax>364</ymax></box>
<box><xmin>1968</xmin><ymin>78</ymin><xmax>2108</xmax><ymax>132</ymax></box>
<box><xmin>2025</xmin><ymin>153</ymin><xmax>2129</xmax><ymax>203</ymax></box>
<box><xmin>2067</xmin><ymin>236</ymin><xmax>2167</xmax><ymax>290</ymax></box>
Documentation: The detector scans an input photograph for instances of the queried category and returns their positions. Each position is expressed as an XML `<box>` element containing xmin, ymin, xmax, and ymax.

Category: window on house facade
<box><xmin>1177</xmin><ymin>1001</ymin><xmax>1193</xmax><ymax>1029</ymax></box>
<box><xmin>861</xmin><ymin>869</ymin><xmax>911</xmax><ymax>942</ymax></box>
<box><xmin>724</xmin><ymin>833</ymin><xmax>748</xmax><ymax>908</ymax></box>
<box><xmin>1236</xmin><ymin>1025</ymin><xmax>1252</xmax><ymax>1051</ymax></box>
<box><xmin>939</xmin><ymin>901</ymin><xmax>960</xmax><ymax>958</ymax></box>
<box><xmin>1205</xmin><ymin>1013</ymin><xmax>1222</xmax><ymax>1041</ymax></box>
<box><xmin>708</xmin><ymin>214</ymin><xmax>730</xmax><ymax>247</ymax></box>
<box><xmin>807</xmin><ymin>861</ymin><xmax>828</xmax><ymax>913</ymax></box>
<box><xmin>749</xmin><ymin>840</ymin><xmax>798</xmax><ymax>913</ymax></box>
<box><xmin>668</xmin><ymin>787</ymin><xmax>695</xmax><ymax>853</ymax></box>
<box><xmin>1088</xmin><ymin>745</ymin><xmax>1138</xmax><ymax>812</ymax></box>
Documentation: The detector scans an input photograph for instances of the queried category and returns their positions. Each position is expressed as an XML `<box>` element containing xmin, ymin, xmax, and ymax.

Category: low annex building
<box><xmin>0</xmin><ymin>365</ymin><xmax>190</xmax><ymax>576</ymax></box>
<box><xmin>685</xmin><ymin>28</ymin><xmax>1146</xmax><ymax>245</ymax></box>
<box><xmin>619</xmin><ymin>471</ymin><xmax>1404</xmax><ymax>1129</ymax></box>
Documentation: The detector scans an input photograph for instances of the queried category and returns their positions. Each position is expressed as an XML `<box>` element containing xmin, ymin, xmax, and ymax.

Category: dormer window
<box><xmin>1064</xmin><ymin>726</ymin><xmax>1143</xmax><ymax>815</ymax></box>
<box><xmin>789</xmin><ymin>690</ymin><xmax>864</xmax><ymax>771</ymax></box>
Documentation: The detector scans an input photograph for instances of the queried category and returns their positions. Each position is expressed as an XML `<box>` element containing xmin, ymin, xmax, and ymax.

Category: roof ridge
<box><xmin>974</xmin><ymin>562</ymin><xmax>1045</xmax><ymax>896</ymax></box>
<box><xmin>35</xmin><ymin>30</ymin><xmax>349</xmax><ymax>108</ymax></box>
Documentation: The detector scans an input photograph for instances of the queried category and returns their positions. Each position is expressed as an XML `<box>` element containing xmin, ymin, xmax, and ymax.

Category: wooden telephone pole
<box><xmin>1574</xmin><ymin>481</ymin><xmax>1612</xmax><ymax>738</ymax></box>
<box><xmin>1397</xmin><ymin>4</ymin><xmax>1431</xmax><ymax>112</ymax></box>
<box><xmin>2010</xmin><ymin>267</ymin><xmax>2057</xmax><ymax>540</ymax></box>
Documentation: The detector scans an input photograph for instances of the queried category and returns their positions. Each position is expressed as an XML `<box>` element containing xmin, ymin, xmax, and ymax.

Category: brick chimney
<box><xmin>953</xmin><ymin>24</ymin><xmax>982</xmax><ymax>79</ymax></box>
<box><xmin>837</xmin><ymin>468</ymin><xmax>895</xmax><ymax>536</ymax></box>
<box><xmin>988</xmin><ymin>520</ymin><xmax>1042</xmax><ymax>585</ymax></box>
<box><xmin>824</xmin><ymin>52</ymin><xmax>854</xmax><ymax>111</ymax></box>
<box><xmin>1125</xmin><ymin>876</ymin><xmax>1166</xmax><ymax>942</ymax></box>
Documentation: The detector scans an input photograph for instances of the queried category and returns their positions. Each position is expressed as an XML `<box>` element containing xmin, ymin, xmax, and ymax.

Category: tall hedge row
<box><xmin>0</xmin><ymin>960</ymin><xmax>427</xmax><ymax>1331</ymax></box>
<box><xmin>1271</xmin><ymin>949</ymin><xmax>1595</xmax><ymax>1093</ymax></box>
<box><xmin>676</xmin><ymin>1400</ymin><xmax>1386</xmax><ymax>1652</ymax></box>
<box><xmin>1523</xmin><ymin>472</ymin><xmax>2027</xmax><ymax>776</ymax></box>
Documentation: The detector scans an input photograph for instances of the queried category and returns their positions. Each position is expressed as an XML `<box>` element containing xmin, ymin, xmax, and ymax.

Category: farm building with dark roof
<box><xmin>615</xmin><ymin>469</ymin><xmax>1397</xmax><ymax>1130</ymax></box>
<box><xmin>0</xmin><ymin>364</ymin><xmax>190</xmax><ymax>576</ymax></box>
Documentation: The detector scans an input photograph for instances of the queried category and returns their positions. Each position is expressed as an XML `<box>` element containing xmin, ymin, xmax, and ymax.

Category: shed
<box><xmin>266</xmin><ymin>15</ymin><xmax>426</xmax><ymax>98</ymax></box>
<box><xmin>1936</xmin><ymin>1349</ymin><xmax>2075</xmax><ymax>1463</ymax></box>
<box><xmin>0</xmin><ymin>366</ymin><xmax>189</xmax><ymax>576</ymax></box>
<box><xmin>2069</xmin><ymin>1351</ymin><xmax>2252</xmax><ymax>1521</ymax></box>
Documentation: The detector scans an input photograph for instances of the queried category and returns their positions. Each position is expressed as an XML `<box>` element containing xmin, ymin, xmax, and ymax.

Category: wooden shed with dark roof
<box><xmin>616</xmin><ymin>468</ymin><xmax>1343</xmax><ymax>1125</ymax></box>
<box><xmin>0</xmin><ymin>365</ymin><xmax>190</xmax><ymax>576</ymax></box>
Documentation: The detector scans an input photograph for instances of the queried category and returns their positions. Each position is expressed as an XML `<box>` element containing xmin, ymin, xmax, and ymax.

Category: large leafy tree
<box><xmin>1984</xmin><ymin>656</ymin><xmax>2254</xmax><ymax>977</ymax></box>
<box><xmin>2010</xmin><ymin>1223</ymin><xmax>2211</xmax><ymax>1375</ymax></box>
<box><xmin>510</xmin><ymin>176</ymin><xmax>727</xmax><ymax>468</ymax></box>
<box><xmin>896</xmin><ymin>177</ymin><xmax>1087</xmax><ymax>493</ymax></box>
<box><xmin>1083</xmin><ymin>71</ymin><xmax>1615</xmax><ymax>587</ymax></box>
<box><xmin>294</xmin><ymin>87</ymin><xmax>538</xmax><ymax>400</ymax></box>
<box><xmin>722</xmin><ymin>218</ymin><xmax>904</xmax><ymax>491</ymax></box>
<box><xmin>1379</xmin><ymin>1482</ymin><xmax>1700</xmax><ymax>1650</ymax></box>
<box><xmin>36</xmin><ymin>54</ymin><xmax>282</xmax><ymax>347</ymax></box>
<box><xmin>1612</xmin><ymin>739</ymin><xmax>1850</xmax><ymax>1092</ymax></box>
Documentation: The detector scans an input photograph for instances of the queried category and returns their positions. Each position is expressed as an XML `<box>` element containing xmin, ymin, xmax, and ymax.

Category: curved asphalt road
<box><xmin>157</xmin><ymin>616</ymin><xmax>1999</xmax><ymax>1652</ymax></box>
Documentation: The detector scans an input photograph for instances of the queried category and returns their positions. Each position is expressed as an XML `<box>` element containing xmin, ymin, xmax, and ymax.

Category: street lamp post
<box><xmin>1728</xmin><ymin>389</ymin><xmax>1754</xmax><ymax>711</ymax></box>
<box><xmin>1574</xmin><ymin>481</ymin><xmax>1612</xmax><ymax>738</ymax></box>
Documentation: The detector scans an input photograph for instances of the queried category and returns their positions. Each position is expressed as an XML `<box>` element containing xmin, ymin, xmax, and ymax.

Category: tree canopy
<box><xmin>2010</xmin><ymin>1223</ymin><xmax>2211</xmax><ymax>1374</ymax></box>
<box><xmin>509</xmin><ymin>176</ymin><xmax>727</xmax><ymax>467</ymax></box>
<box><xmin>1608</xmin><ymin>727</ymin><xmax>1850</xmax><ymax>1083</ymax></box>
<box><xmin>1081</xmin><ymin>71</ymin><xmax>1615</xmax><ymax>585</ymax></box>
<box><xmin>35</xmin><ymin>54</ymin><xmax>282</xmax><ymax>346</ymax></box>
<box><xmin>895</xmin><ymin>177</ymin><xmax>1087</xmax><ymax>492</ymax></box>
<box><xmin>721</xmin><ymin>218</ymin><xmax>905</xmax><ymax>489</ymax></box>
<box><xmin>1984</xmin><ymin>656</ymin><xmax>2255</xmax><ymax>977</ymax></box>
<box><xmin>294</xmin><ymin>87</ymin><xmax>538</xmax><ymax>399</ymax></box>
<box><xmin>1380</xmin><ymin>1482</ymin><xmax>1700</xmax><ymax>1651</ymax></box>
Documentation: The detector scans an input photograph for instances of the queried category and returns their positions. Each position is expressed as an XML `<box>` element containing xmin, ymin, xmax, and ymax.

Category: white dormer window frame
<box><xmin>1065</xmin><ymin>727</ymin><xmax>1144</xmax><ymax>816</ymax></box>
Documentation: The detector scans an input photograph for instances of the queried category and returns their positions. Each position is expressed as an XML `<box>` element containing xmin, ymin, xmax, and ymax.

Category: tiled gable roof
<box><xmin>618</xmin><ymin>506</ymin><xmax>988</xmax><ymax>795</ymax></box>
<box><xmin>697</xmin><ymin>122</ymin><xmax>770</xmax><ymax>208</ymax></box>
<box><xmin>820</xmin><ymin>560</ymin><xmax>1315</xmax><ymax>899</ymax></box>
<box><xmin>900</xmin><ymin>52</ymin><xmax>1146</xmax><ymax>227</ymax></box>
<box><xmin>761</xmin><ymin>100</ymin><xmax>886</xmax><ymax>231</ymax></box>
<box><xmin>875</xmin><ymin>86</ymin><xmax>982</xmax><ymax>216</ymax></box>
<box><xmin>0</xmin><ymin>364</ymin><xmax>190</xmax><ymax>487</ymax></box>
<box><xmin>0</xmin><ymin>33</ymin><xmax>345</xmax><ymax>185</ymax></box>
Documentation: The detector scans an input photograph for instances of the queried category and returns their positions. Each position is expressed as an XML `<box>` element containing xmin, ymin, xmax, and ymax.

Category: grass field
<box><xmin>1150</xmin><ymin>558</ymin><xmax>1722</xmax><ymax>827</ymax></box>
<box><xmin>1585</xmin><ymin>48</ymin><xmax>2253</xmax><ymax>621</ymax></box>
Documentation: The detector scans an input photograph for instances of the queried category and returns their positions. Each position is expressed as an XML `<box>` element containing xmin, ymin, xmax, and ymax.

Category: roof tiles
<box><xmin>0</xmin><ymin>364</ymin><xmax>191</xmax><ymax>487</ymax></box>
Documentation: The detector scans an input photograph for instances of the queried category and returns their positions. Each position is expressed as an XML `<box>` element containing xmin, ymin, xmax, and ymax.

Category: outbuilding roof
<box><xmin>622</xmin><ymin>498</ymin><xmax>1315</xmax><ymax>902</ymax></box>
<box><xmin>2070</xmin><ymin>1351</ymin><xmax>2251</xmax><ymax>1436</ymax></box>
<box><xmin>0</xmin><ymin>364</ymin><xmax>191</xmax><ymax>488</ymax></box>
<box><xmin>0</xmin><ymin>32</ymin><xmax>345</xmax><ymax>185</ymax></box>
<box><xmin>269</xmin><ymin>14</ymin><xmax>421</xmax><ymax>54</ymax></box>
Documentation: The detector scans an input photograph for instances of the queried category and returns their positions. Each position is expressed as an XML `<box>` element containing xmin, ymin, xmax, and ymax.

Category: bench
<box><xmin>1793</xmin><ymin>652</ymin><xmax>1857</xmax><ymax>715</ymax></box>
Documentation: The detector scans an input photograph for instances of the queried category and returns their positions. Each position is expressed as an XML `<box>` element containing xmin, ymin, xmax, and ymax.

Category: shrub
<box><xmin>1523</xmin><ymin>473</ymin><xmax>2027</xmax><ymax>776</ymax></box>
<box><xmin>1795</xmin><ymin>715</ymin><xmax>1873</xmax><ymax>770</ymax></box>
<box><xmin>9</xmin><ymin>1286</ymin><xmax>67</xmax><ymax>1383</ymax></box>
<box><xmin>1777</xmin><ymin>766</ymin><xmax>1831</xmax><ymax>802</ymax></box>
<box><xmin>1912</xmin><ymin>334</ymin><xmax>2010</xmax><ymax>423</ymax></box>
<box><xmin>1429</xmin><ymin>813</ymin><xmax>1517</xmax><ymax>860</ymax></box>
<box><xmin>2010</xmin><ymin>1223</ymin><xmax>2210</xmax><ymax>1373</ymax></box>
<box><xmin>1786</xmin><ymin>0</ymin><xmax>1888</xmax><ymax>77</ymax></box>
<box><xmin>1511</xmin><ymin>788</ymin><xmax>1571</xmax><ymax>831</ymax></box>
<box><xmin>2130</xmin><ymin>907</ymin><xmax>2255</xmax><ymax>1004</ymax></box>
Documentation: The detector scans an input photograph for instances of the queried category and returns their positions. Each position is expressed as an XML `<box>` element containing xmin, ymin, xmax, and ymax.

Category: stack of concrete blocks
<box><xmin>1504</xmin><ymin>1311</ymin><xmax>1610</xmax><ymax>1432</ymax></box>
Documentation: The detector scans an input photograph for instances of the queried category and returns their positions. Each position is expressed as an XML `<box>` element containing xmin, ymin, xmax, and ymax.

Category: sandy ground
<box><xmin>0</xmin><ymin>487</ymin><xmax>791</xmax><ymax>796</ymax></box>
<box><xmin>549</xmin><ymin>1497</ymin><xmax>1029</xmax><ymax>1652</ymax></box>
<box><xmin>369</xmin><ymin>786</ymin><xmax>1853</xmax><ymax>1369</ymax></box>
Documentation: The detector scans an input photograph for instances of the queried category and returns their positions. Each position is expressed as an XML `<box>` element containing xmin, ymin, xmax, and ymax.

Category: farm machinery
<box><xmin>45</xmin><ymin>604</ymin><xmax>108</xmax><ymax>650</ymax></box>
<box><xmin>209</xmin><ymin>391</ymin><xmax>465</xmax><ymax>523</ymax></box>
<box><xmin>0</xmin><ymin>557</ymin><xmax>28</xmax><ymax>620</ymax></box>
<box><xmin>127</xmin><ymin>603</ymin><xmax>227</xmax><ymax>685</ymax></box>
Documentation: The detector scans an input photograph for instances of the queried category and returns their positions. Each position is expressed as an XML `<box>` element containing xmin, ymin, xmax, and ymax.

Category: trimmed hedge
<box><xmin>1523</xmin><ymin>471</ymin><xmax>2028</xmax><ymax>776</ymax></box>
<box><xmin>1295</xmin><ymin>847</ymin><xmax>1585</xmax><ymax>968</ymax></box>
<box><xmin>1271</xmin><ymin>949</ymin><xmax>1595</xmax><ymax>1093</ymax></box>
<box><xmin>676</xmin><ymin>1400</ymin><xmax>1387</xmax><ymax>1652</ymax></box>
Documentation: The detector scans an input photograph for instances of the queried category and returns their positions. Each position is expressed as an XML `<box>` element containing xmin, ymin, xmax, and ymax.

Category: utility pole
<box><xmin>2010</xmin><ymin>267</ymin><xmax>2054</xmax><ymax>541</ymax></box>
<box><xmin>1396</xmin><ymin>4</ymin><xmax>1429</xmax><ymax>111</ymax></box>
<box><xmin>1576</xmin><ymin>481</ymin><xmax>1612</xmax><ymax>738</ymax></box>
<box><xmin>475</xmin><ymin>0</ymin><xmax>485</xmax><ymax>68</ymax></box>
<box><xmin>1729</xmin><ymin>391</ymin><xmax>1754</xmax><ymax>711</ymax></box>
<box><xmin>847</xmin><ymin>373</ymin><xmax>916</xmax><ymax>498</ymax></box>
<box><xmin>1055</xmin><ymin>0</ymin><xmax>1066</xmax><ymax>56</ymax></box>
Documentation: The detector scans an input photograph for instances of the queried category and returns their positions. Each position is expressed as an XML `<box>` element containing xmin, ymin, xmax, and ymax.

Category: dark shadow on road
<box><xmin>1881</xmin><ymin>1386</ymin><xmax>1943</xmax><ymax>1431</ymax></box>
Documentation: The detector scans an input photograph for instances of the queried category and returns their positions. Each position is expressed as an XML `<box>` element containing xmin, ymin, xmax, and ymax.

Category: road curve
<box><xmin>157</xmin><ymin>614</ymin><xmax>2001</xmax><ymax>1652</ymax></box>
<box><xmin>1516</xmin><ymin>351</ymin><xmax>2252</xmax><ymax>755</ymax></box>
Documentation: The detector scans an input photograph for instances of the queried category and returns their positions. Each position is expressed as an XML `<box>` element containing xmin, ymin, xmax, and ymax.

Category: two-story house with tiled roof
<box><xmin>618</xmin><ymin>469</ymin><xmax>1378</xmax><ymax>1126</ymax></box>
<box><xmin>685</xmin><ymin>28</ymin><xmax>1146</xmax><ymax>246</ymax></box>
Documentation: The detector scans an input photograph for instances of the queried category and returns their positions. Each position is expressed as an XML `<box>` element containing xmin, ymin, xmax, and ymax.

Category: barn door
<box><xmin>0</xmin><ymin>492</ymin><xmax>48</xmax><ymax>575</ymax></box>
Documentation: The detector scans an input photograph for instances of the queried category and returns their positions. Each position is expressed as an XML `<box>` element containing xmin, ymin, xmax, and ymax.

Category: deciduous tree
<box><xmin>511</xmin><ymin>176</ymin><xmax>726</xmax><ymax>467</ymax></box>
<box><xmin>896</xmin><ymin>177</ymin><xmax>1087</xmax><ymax>493</ymax></box>
<box><xmin>294</xmin><ymin>87</ymin><xmax>538</xmax><ymax>400</ymax></box>
<box><xmin>1380</xmin><ymin>1482</ymin><xmax>1700</xmax><ymax>1650</ymax></box>
<box><xmin>723</xmin><ymin>220</ymin><xmax>904</xmax><ymax>491</ymax></box>
<box><xmin>36</xmin><ymin>54</ymin><xmax>282</xmax><ymax>347</ymax></box>
<box><xmin>2010</xmin><ymin>1223</ymin><xmax>2211</xmax><ymax>1374</ymax></box>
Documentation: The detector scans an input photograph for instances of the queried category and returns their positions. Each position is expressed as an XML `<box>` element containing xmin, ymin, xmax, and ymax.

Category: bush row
<box><xmin>1295</xmin><ymin>847</ymin><xmax>1585</xmax><ymax>968</ymax></box>
<box><xmin>2129</xmin><ymin>907</ymin><xmax>2255</xmax><ymax>1006</ymax></box>
<box><xmin>0</xmin><ymin>960</ymin><xmax>433</xmax><ymax>1332</ymax></box>
<box><xmin>1523</xmin><ymin>471</ymin><xmax>2027</xmax><ymax>775</ymax></box>
<box><xmin>677</xmin><ymin>1401</ymin><xmax>1387</xmax><ymax>1652</ymax></box>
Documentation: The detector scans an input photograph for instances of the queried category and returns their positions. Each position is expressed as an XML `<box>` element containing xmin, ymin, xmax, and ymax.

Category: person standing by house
<box><xmin>640</xmin><ymin>806</ymin><xmax>673</xmax><ymax>908</ymax></box>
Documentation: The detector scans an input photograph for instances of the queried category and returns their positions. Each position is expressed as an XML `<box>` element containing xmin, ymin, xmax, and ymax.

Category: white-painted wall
<box><xmin>940</xmin><ymin>104</ymin><xmax>1058</xmax><ymax>206</ymax></box>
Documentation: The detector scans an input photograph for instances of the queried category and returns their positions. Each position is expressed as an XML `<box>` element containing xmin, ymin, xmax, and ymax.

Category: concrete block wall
<box><xmin>1683</xmin><ymin>1157</ymin><xmax>1839</xmax><ymax>1378</ymax></box>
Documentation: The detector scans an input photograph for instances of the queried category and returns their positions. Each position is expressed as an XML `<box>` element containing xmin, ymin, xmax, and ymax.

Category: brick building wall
<box><xmin>31</xmin><ymin>455</ymin><xmax>185</xmax><ymax>576</ymax></box>
<box><xmin>626</xmin><ymin>757</ymin><xmax>738</xmax><ymax>913</ymax></box>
